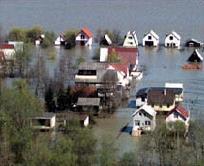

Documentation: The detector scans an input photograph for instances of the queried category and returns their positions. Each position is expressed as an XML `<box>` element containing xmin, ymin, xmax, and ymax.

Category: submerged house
<box><xmin>100</xmin><ymin>34</ymin><xmax>112</xmax><ymax>46</ymax></box>
<box><xmin>132</xmin><ymin>104</ymin><xmax>157</xmax><ymax>136</ymax></box>
<box><xmin>31</xmin><ymin>113</ymin><xmax>56</xmax><ymax>130</ymax></box>
<box><xmin>35</xmin><ymin>34</ymin><xmax>45</xmax><ymax>46</ymax></box>
<box><xmin>165</xmin><ymin>31</ymin><xmax>181</xmax><ymax>48</ymax></box>
<box><xmin>75</xmin><ymin>27</ymin><xmax>93</xmax><ymax>46</ymax></box>
<box><xmin>147</xmin><ymin>88</ymin><xmax>176</xmax><ymax>112</ymax></box>
<box><xmin>0</xmin><ymin>44</ymin><xmax>15</xmax><ymax>60</ymax></box>
<box><xmin>8</xmin><ymin>41</ymin><xmax>24</xmax><ymax>52</ymax></box>
<box><xmin>166</xmin><ymin>105</ymin><xmax>190</xmax><ymax>129</ymax></box>
<box><xmin>142</xmin><ymin>30</ymin><xmax>159</xmax><ymax>47</ymax></box>
<box><xmin>77</xmin><ymin>97</ymin><xmax>101</xmax><ymax>112</ymax></box>
<box><xmin>54</xmin><ymin>34</ymin><xmax>65</xmax><ymax>46</ymax></box>
<box><xmin>187</xmin><ymin>49</ymin><xmax>203</xmax><ymax>63</ymax></box>
<box><xmin>123</xmin><ymin>31</ymin><xmax>138</xmax><ymax>48</ymax></box>
<box><xmin>185</xmin><ymin>39</ymin><xmax>203</xmax><ymax>47</ymax></box>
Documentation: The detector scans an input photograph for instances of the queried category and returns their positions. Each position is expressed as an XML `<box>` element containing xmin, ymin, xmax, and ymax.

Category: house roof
<box><xmin>147</xmin><ymin>88</ymin><xmax>175</xmax><ymax>105</ymax></box>
<box><xmin>108</xmin><ymin>63</ymin><xmax>128</xmax><ymax>75</ymax></box>
<box><xmin>145</xmin><ymin>30</ymin><xmax>159</xmax><ymax>40</ymax></box>
<box><xmin>81</xmin><ymin>27</ymin><xmax>93</xmax><ymax>38</ymax></box>
<box><xmin>168</xmin><ymin>31</ymin><xmax>181</xmax><ymax>40</ymax></box>
<box><xmin>0</xmin><ymin>44</ymin><xmax>15</xmax><ymax>49</ymax></box>
<box><xmin>78</xmin><ymin>62</ymin><xmax>107</xmax><ymax>70</ymax></box>
<box><xmin>187</xmin><ymin>49</ymin><xmax>203</xmax><ymax>63</ymax></box>
<box><xmin>132</xmin><ymin>104</ymin><xmax>156</xmax><ymax>117</ymax></box>
<box><xmin>186</xmin><ymin>38</ymin><xmax>202</xmax><ymax>45</ymax></box>
<box><xmin>77</xmin><ymin>97</ymin><xmax>100</xmax><ymax>106</ymax></box>
<box><xmin>168</xmin><ymin>105</ymin><xmax>189</xmax><ymax>120</ymax></box>
<box><xmin>33</xmin><ymin>112</ymin><xmax>56</xmax><ymax>119</ymax></box>
<box><xmin>108</xmin><ymin>47</ymin><xmax>138</xmax><ymax>65</ymax></box>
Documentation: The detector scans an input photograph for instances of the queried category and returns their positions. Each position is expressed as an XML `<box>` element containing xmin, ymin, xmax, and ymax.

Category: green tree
<box><xmin>26</xmin><ymin>26</ymin><xmax>44</xmax><ymax>43</ymax></box>
<box><xmin>64</xmin><ymin>29</ymin><xmax>79</xmax><ymax>49</ymax></box>
<box><xmin>8</xmin><ymin>27</ymin><xmax>26</xmax><ymax>42</ymax></box>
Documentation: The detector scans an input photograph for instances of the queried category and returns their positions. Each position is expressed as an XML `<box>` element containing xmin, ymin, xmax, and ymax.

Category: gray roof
<box><xmin>33</xmin><ymin>112</ymin><xmax>55</xmax><ymax>119</ymax></box>
<box><xmin>78</xmin><ymin>62</ymin><xmax>107</xmax><ymax>70</ymax></box>
<box><xmin>77</xmin><ymin>97</ymin><xmax>100</xmax><ymax>106</ymax></box>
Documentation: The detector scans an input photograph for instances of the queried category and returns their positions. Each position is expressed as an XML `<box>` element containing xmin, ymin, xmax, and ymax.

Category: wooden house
<box><xmin>185</xmin><ymin>39</ymin><xmax>203</xmax><ymax>47</ymax></box>
<box><xmin>75</xmin><ymin>27</ymin><xmax>93</xmax><ymax>46</ymax></box>
<box><xmin>187</xmin><ymin>49</ymin><xmax>203</xmax><ymax>63</ymax></box>
<box><xmin>0</xmin><ymin>44</ymin><xmax>15</xmax><ymax>60</ymax></box>
<box><xmin>132</xmin><ymin>104</ymin><xmax>157</xmax><ymax>136</ymax></box>
<box><xmin>166</xmin><ymin>105</ymin><xmax>190</xmax><ymax>129</ymax></box>
<box><xmin>142</xmin><ymin>30</ymin><xmax>159</xmax><ymax>47</ymax></box>
<box><xmin>123</xmin><ymin>31</ymin><xmax>138</xmax><ymax>48</ymax></box>
<box><xmin>165</xmin><ymin>31</ymin><xmax>181</xmax><ymax>48</ymax></box>
<box><xmin>31</xmin><ymin>113</ymin><xmax>56</xmax><ymax>130</ymax></box>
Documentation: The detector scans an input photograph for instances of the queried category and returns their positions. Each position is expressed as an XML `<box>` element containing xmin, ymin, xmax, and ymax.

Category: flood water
<box><xmin>1</xmin><ymin>0</ymin><xmax>204</xmax><ymax>155</ymax></box>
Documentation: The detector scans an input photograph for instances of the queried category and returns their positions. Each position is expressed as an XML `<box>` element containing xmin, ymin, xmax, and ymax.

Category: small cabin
<box><xmin>0</xmin><ymin>44</ymin><xmax>15</xmax><ymax>60</ymax></box>
<box><xmin>75</xmin><ymin>27</ymin><xmax>93</xmax><ymax>46</ymax></box>
<box><xmin>165</xmin><ymin>31</ymin><xmax>181</xmax><ymax>48</ymax></box>
<box><xmin>54</xmin><ymin>34</ymin><xmax>65</xmax><ymax>46</ymax></box>
<box><xmin>185</xmin><ymin>39</ymin><xmax>202</xmax><ymax>47</ymax></box>
<box><xmin>166</xmin><ymin>105</ymin><xmax>190</xmax><ymax>130</ymax></box>
<box><xmin>142</xmin><ymin>30</ymin><xmax>159</xmax><ymax>47</ymax></box>
<box><xmin>132</xmin><ymin>104</ymin><xmax>157</xmax><ymax>136</ymax></box>
<box><xmin>123</xmin><ymin>31</ymin><xmax>138</xmax><ymax>48</ymax></box>
<box><xmin>31</xmin><ymin>113</ymin><xmax>56</xmax><ymax>130</ymax></box>
<box><xmin>187</xmin><ymin>49</ymin><xmax>203</xmax><ymax>63</ymax></box>
<box><xmin>8</xmin><ymin>41</ymin><xmax>24</xmax><ymax>52</ymax></box>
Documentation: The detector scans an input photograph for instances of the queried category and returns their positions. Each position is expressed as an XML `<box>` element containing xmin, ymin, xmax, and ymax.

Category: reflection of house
<box><xmin>75</xmin><ymin>27</ymin><xmax>93</xmax><ymax>46</ymax></box>
<box><xmin>123</xmin><ymin>31</ymin><xmax>138</xmax><ymax>48</ymax></box>
<box><xmin>100</xmin><ymin>34</ymin><xmax>112</xmax><ymax>46</ymax></box>
<box><xmin>142</xmin><ymin>30</ymin><xmax>159</xmax><ymax>47</ymax></box>
<box><xmin>31</xmin><ymin>113</ymin><xmax>56</xmax><ymax>130</ymax></box>
<box><xmin>147</xmin><ymin>88</ymin><xmax>176</xmax><ymax>112</ymax></box>
<box><xmin>132</xmin><ymin>104</ymin><xmax>157</xmax><ymax>136</ymax></box>
<box><xmin>0</xmin><ymin>44</ymin><xmax>15</xmax><ymax>60</ymax></box>
<box><xmin>77</xmin><ymin>97</ymin><xmax>101</xmax><ymax>112</ymax></box>
<box><xmin>185</xmin><ymin>39</ymin><xmax>202</xmax><ymax>47</ymax></box>
<box><xmin>165</xmin><ymin>31</ymin><xmax>181</xmax><ymax>48</ymax></box>
<box><xmin>166</xmin><ymin>105</ymin><xmax>190</xmax><ymax>129</ymax></box>
<box><xmin>54</xmin><ymin>34</ymin><xmax>65</xmax><ymax>46</ymax></box>
<box><xmin>187</xmin><ymin>49</ymin><xmax>203</xmax><ymax>63</ymax></box>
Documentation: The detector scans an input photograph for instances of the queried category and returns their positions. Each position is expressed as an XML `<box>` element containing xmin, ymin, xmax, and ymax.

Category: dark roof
<box><xmin>185</xmin><ymin>39</ymin><xmax>202</xmax><ymax>47</ymax></box>
<box><xmin>187</xmin><ymin>49</ymin><xmax>203</xmax><ymax>63</ymax></box>
<box><xmin>136</xmin><ymin>88</ymin><xmax>149</xmax><ymax>98</ymax></box>
<box><xmin>108</xmin><ymin>47</ymin><xmax>138</xmax><ymax>65</ymax></box>
<box><xmin>147</xmin><ymin>88</ymin><xmax>175</xmax><ymax>105</ymax></box>
<box><xmin>0</xmin><ymin>44</ymin><xmax>14</xmax><ymax>49</ymax></box>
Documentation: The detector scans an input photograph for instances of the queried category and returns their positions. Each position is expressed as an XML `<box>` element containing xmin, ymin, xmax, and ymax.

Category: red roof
<box><xmin>0</xmin><ymin>44</ymin><xmax>14</xmax><ymax>49</ymax></box>
<box><xmin>108</xmin><ymin>63</ymin><xmax>128</xmax><ymax>75</ymax></box>
<box><xmin>170</xmin><ymin>105</ymin><xmax>189</xmax><ymax>119</ymax></box>
<box><xmin>81</xmin><ymin>27</ymin><xmax>93</xmax><ymax>38</ymax></box>
<box><xmin>108</xmin><ymin>47</ymin><xmax>138</xmax><ymax>65</ymax></box>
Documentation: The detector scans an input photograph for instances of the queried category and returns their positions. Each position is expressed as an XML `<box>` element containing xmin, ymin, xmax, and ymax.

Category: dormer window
<box><xmin>169</xmin><ymin>36</ymin><xmax>173</xmax><ymax>40</ymax></box>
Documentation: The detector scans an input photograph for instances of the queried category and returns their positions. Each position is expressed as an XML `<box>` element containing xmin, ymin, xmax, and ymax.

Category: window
<box><xmin>169</xmin><ymin>36</ymin><xmax>173</xmax><ymax>40</ymax></box>
<box><xmin>78</xmin><ymin>70</ymin><xmax>97</xmax><ymax>76</ymax></box>
<box><xmin>160</xmin><ymin>105</ymin><xmax>163</xmax><ymax>108</ymax></box>
<box><xmin>135</xmin><ymin>120</ymin><xmax>140</xmax><ymax>126</ymax></box>
<box><xmin>139</xmin><ymin>112</ymin><xmax>142</xmax><ymax>116</ymax></box>
<box><xmin>145</xmin><ymin>121</ymin><xmax>151</xmax><ymax>125</ymax></box>
<box><xmin>148</xmin><ymin>36</ymin><xmax>152</xmax><ymax>40</ymax></box>
<box><xmin>129</xmin><ymin>42</ymin><xmax>133</xmax><ymax>44</ymax></box>
<box><xmin>167</xmin><ymin>104</ymin><xmax>170</xmax><ymax>108</ymax></box>
<box><xmin>81</xmin><ymin>34</ymin><xmax>85</xmax><ymax>39</ymax></box>
<box><xmin>141</xmin><ymin>97</ymin><xmax>145</xmax><ymax>102</ymax></box>
<box><xmin>128</xmin><ymin>36</ymin><xmax>133</xmax><ymax>39</ymax></box>
<box><xmin>174</xmin><ymin>113</ymin><xmax>178</xmax><ymax>119</ymax></box>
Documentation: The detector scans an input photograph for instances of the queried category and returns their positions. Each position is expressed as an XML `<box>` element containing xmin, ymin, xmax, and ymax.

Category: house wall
<box><xmin>166</xmin><ymin>113</ymin><xmax>189</xmax><ymax>127</ymax></box>
<box><xmin>142</xmin><ymin>34</ymin><xmax>159</xmax><ymax>47</ymax></box>
<box><xmin>75</xmin><ymin>32</ymin><xmax>93</xmax><ymax>46</ymax></box>
<box><xmin>132</xmin><ymin>110</ymin><xmax>155</xmax><ymax>131</ymax></box>
<box><xmin>165</xmin><ymin>34</ymin><xmax>180</xmax><ymax>47</ymax></box>
<box><xmin>100</xmin><ymin>47</ymin><xmax>108</xmax><ymax>62</ymax></box>
<box><xmin>123</xmin><ymin>33</ymin><xmax>138</xmax><ymax>48</ymax></box>
<box><xmin>84</xmin><ymin>116</ymin><xmax>89</xmax><ymax>127</ymax></box>
<box><xmin>0</xmin><ymin>49</ymin><xmax>15</xmax><ymax>60</ymax></box>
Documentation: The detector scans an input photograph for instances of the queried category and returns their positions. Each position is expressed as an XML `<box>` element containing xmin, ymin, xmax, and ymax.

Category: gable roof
<box><xmin>81</xmin><ymin>27</ymin><xmax>93</xmax><ymax>38</ymax></box>
<box><xmin>0</xmin><ymin>44</ymin><xmax>15</xmax><ymax>49</ymax></box>
<box><xmin>132</xmin><ymin>104</ymin><xmax>156</xmax><ymax>117</ymax></box>
<box><xmin>168</xmin><ymin>105</ymin><xmax>189</xmax><ymax>120</ymax></box>
<box><xmin>145</xmin><ymin>30</ymin><xmax>159</xmax><ymax>40</ymax></box>
<box><xmin>77</xmin><ymin>97</ymin><xmax>100</xmax><ymax>106</ymax></box>
<box><xmin>187</xmin><ymin>49</ymin><xmax>203</xmax><ymax>63</ymax></box>
<box><xmin>147</xmin><ymin>88</ymin><xmax>175</xmax><ymax>105</ymax></box>
<box><xmin>167</xmin><ymin>31</ymin><xmax>181</xmax><ymax>40</ymax></box>
<box><xmin>108</xmin><ymin>47</ymin><xmax>138</xmax><ymax>65</ymax></box>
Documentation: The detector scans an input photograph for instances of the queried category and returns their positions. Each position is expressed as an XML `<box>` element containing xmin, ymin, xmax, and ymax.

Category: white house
<box><xmin>142</xmin><ymin>30</ymin><xmax>159</xmax><ymax>47</ymax></box>
<box><xmin>35</xmin><ymin>34</ymin><xmax>45</xmax><ymax>46</ymax></box>
<box><xmin>166</xmin><ymin>105</ymin><xmax>190</xmax><ymax>130</ymax></box>
<box><xmin>31</xmin><ymin>113</ymin><xmax>56</xmax><ymax>130</ymax></box>
<box><xmin>132</xmin><ymin>104</ymin><xmax>157</xmax><ymax>136</ymax></box>
<box><xmin>8</xmin><ymin>41</ymin><xmax>24</xmax><ymax>52</ymax></box>
<box><xmin>75</xmin><ymin>27</ymin><xmax>93</xmax><ymax>46</ymax></box>
<box><xmin>54</xmin><ymin>34</ymin><xmax>65</xmax><ymax>46</ymax></box>
<box><xmin>0</xmin><ymin>44</ymin><xmax>15</xmax><ymax>60</ymax></box>
<box><xmin>123</xmin><ymin>31</ymin><xmax>138</xmax><ymax>48</ymax></box>
<box><xmin>187</xmin><ymin>49</ymin><xmax>203</xmax><ymax>63</ymax></box>
<box><xmin>165</xmin><ymin>31</ymin><xmax>181</xmax><ymax>48</ymax></box>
